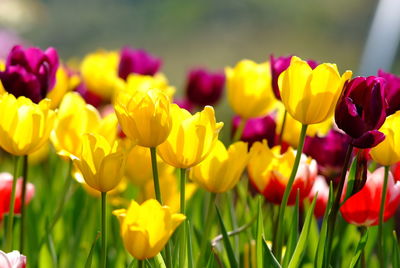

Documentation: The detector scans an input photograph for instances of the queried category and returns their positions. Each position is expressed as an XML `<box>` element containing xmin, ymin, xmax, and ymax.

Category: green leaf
<box><xmin>205</xmin><ymin>251</ymin><xmax>215</xmax><ymax>268</ymax></box>
<box><xmin>262</xmin><ymin>238</ymin><xmax>281</xmax><ymax>268</ymax></box>
<box><xmin>349</xmin><ymin>228</ymin><xmax>368</xmax><ymax>268</ymax></box>
<box><xmin>215</xmin><ymin>205</ymin><xmax>238</xmax><ymax>268</ymax></box>
<box><xmin>342</xmin><ymin>157</ymin><xmax>358</xmax><ymax>204</ymax></box>
<box><xmin>186</xmin><ymin>220</ymin><xmax>194</xmax><ymax>268</ymax></box>
<box><xmin>288</xmin><ymin>193</ymin><xmax>318</xmax><ymax>268</ymax></box>
<box><xmin>315</xmin><ymin>182</ymin><xmax>334</xmax><ymax>268</ymax></box>
<box><xmin>85</xmin><ymin>231</ymin><xmax>101</xmax><ymax>268</ymax></box>
<box><xmin>282</xmin><ymin>191</ymin><xmax>300</xmax><ymax>268</ymax></box>
<box><xmin>256</xmin><ymin>196</ymin><xmax>264</xmax><ymax>268</ymax></box>
<box><xmin>393</xmin><ymin>231</ymin><xmax>400</xmax><ymax>268</ymax></box>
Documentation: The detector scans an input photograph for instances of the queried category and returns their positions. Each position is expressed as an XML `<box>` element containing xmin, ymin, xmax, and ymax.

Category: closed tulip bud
<box><xmin>335</xmin><ymin>76</ymin><xmax>387</xmax><ymax>148</ymax></box>
<box><xmin>185</xmin><ymin>68</ymin><xmax>225</xmax><ymax>106</ymax></box>
<box><xmin>51</xmin><ymin>92</ymin><xmax>118</xmax><ymax>158</ymax></box>
<box><xmin>0</xmin><ymin>172</ymin><xmax>35</xmax><ymax>221</ymax></box>
<box><xmin>377</xmin><ymin>69</ymin><xmax>400</xmax><ymax>115</ymax></box>
<box><xmin>118</xmin><ymin>46</ymin><xmax>162</xmax><ymax>79</ymax></box>
<box><xmin>247</xmin><ymin>141</ymin><xmax>317</xmax><ymax>205</ymax></box>
<box><xmin>0</xmin><ymin>250</ymin><xmax>26</xmax><ymax>268</ymax></box>
<box><xmin>190</xmin><ymin>140</ymin><xmax>250</xmax><ymax>193</ymax></box>
<box><xmin>113</xmin><ymin>199</ymin><xmax>186</xmax><ymax>260</ymax></box>
<box><xmin>0</xmin><ymin>93</ymin><xmax>55</xmax><ymax>156</ymax></box>
<box><xmin>0</xmin><ymin>45</ymin><xmax>59</xmax><ymax>103</ymax></box>
<box><xmin>125</xmin><ymin>145</ymin><xmax>174</xmax><ymax>186</ymax></box>
<box><xmin>226</xmin><ymin>60</ymin><xmax>276</xmax><ymax>119</ymax></box>
<box><xmin>157</xmin><ymin>104</ymin><xmax>223</xmax><ymax>168</ymax></box>
<box><xmin>279</xmin><ymin>56</ymin><xmax>352</xmax><ymax>125</ymax></box>
<box><xmin>231</xmin><ymin>115</ymin><xmax>276</xmax><ymax>148</ymax></box>
<box><xmin>80</xmin><ymin>50</ymin><xmax>125</xmax><ymax>100</ymax></box>
<box><xmin>270</xmin><ymin>55</ymin><xmax>318</xmax><ymax>100</ymax></box>
<box><xmin>71</xmin><ymin>133</ymin><xmax>127</xmax><ymax>192</ymax></box>
<box><xmin>340</xmin><ymin>167</ymin><xmax>400</xmax><ymax>226</ymax></box>
<box><xmin>115</xmin><ymin>89</ymin><xmax>172</xmax><ymax>148</ymax></box>
<box><xmin>370</xmin><ymin>111</ymin><xmax>400</xmax><ymax>166</ymax></box>
<box><xmin>123</xmin><ymin>73</ymin><xmax>175</xmax><ymax>100</ymax></box>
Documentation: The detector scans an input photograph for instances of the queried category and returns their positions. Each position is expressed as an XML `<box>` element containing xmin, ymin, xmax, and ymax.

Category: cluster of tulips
<box><xmin>0</xmin><ymin>44</ymin><xmax>400</xmax><ymax>268</ymax></box>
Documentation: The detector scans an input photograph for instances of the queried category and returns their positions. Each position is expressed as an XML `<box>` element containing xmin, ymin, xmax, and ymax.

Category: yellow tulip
<box><xmin>140</xmin><ymin>170</ymin><xmax>197</xmax><ymax>212</ymax></box>
<box><xmin>190</xmin><ymin>140</ymin><xmax>250</xmax><ymax>193</ymax></box>
<box><xmin>114</xmin><ymin>89</ymin><xmax>172</xmax><ymax>148</ymax></box>
<box><xmin>71</xmin><ymin>133</ymin><xmax>127</xmax><ymax>192</ymax></box>
<box><xmin>275</xmin><ymin>103</ymin><xmax>332</xmax><ymax>147</ymax></box>
<box><xmin>225</xmin><ymin>60</ymin><xmax>276</xmax><ymax>119</ymax></box>
<box><xmin>125</xmin><ymin>145</ymin><xmax>174</xmax><ymax>186</ymax></box>
<box><xmin>278</xmin><ymin>56</ymin><xmax>352</xmax><ymax>125</ymax></box>
<box><xmin>123</xmin><ymin>73</ymin><xmax>175</xmax><ymax>100</ymax></box>
<box><xmin>157</xmin><ymin>104</ymin><xmax>224</xmax><ymax>168</ymax></box>
<box><xmin>51</xmin><ymin>92</ymin><xmax>118</xmax><ymax>159</ymax></box>
<box><xmin>113</xmin><ymin>199</ymin><xmax>186</xmax><ymax>260</ymax></box>
<box><xmin>80</xmin><ymin>50</ymin><xmax>124</xmax><ymax>99</ymax></box>
<box><xmin>370</xmin><ymin>111</ymin><xmax>400</xmax><ymax>166</ymax></box>
<box><xmin>0</xmin><ymin>93</ymin><xmax>55</xmax><ymax>156</ymax></box>
<box><xmin>46</xmin><ymin>65</ymin><xmax>80</xmax><ymax>109</ymax></box>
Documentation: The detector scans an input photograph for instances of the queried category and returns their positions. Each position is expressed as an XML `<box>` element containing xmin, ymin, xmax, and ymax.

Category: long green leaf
<box><xmin>262</xmin><ymin>238</ymin><xmax>281</xmax><ymax>268</ymax></box>
<box><xmin>205</xmin><ymin>251</ymin><xmax>215</xmax><ymax>268</ymax></box>
<box><xmin>215</xmin><ymin>205</ymin><xmax>238</xmax><ymax>268</ymax></box>
<box><xmin>282</xmin><ymin>191</ymin><xmax>300</xmax><ymax>267</ymax></box>
<box><xmin>85</xmin><ymin>232</ymin><xmax>101</xmax><ymax>268</ymax></box>
<box><xmin>315</xmin><ymin>182</ymin><xmax>334</xmax><ymax>268</ymax></box>
<box><xmin>186</xmin><ymin>220</ymin><xmax>193</xmax><ymax>268</ymax></box>
<box><xmin>256</xmin><ymin>196</ymin><xmax>264</xmax><ymax>268</ymax></box>
<box><xmin>342</xmin><ymin>157</ymin><xmax>358</xmax><ymax>204</ymax></box>
<box><xmin>393</xmin><ymin>231</ymin><xmax>400</xmax><ymax>268</ymax></box>
<box><xmin>288</xmin><ymin>194</ymin><xmax>317</xmax><ymax>268</ymax></box>
<box><xmin>349</xmin><ymin>229</ymin><xmax>368</xmax><ymax>268</ymax></box>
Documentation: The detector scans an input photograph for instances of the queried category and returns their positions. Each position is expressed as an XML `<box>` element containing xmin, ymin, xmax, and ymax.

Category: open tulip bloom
<box><xmin>3</xmin><ymin>43</ymin><xmax>400</xmax><ymax>268</ymax></box>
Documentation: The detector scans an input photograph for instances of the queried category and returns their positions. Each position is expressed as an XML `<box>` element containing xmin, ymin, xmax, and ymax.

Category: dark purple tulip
<box><xmin>173</xmin><ymin>98</ymin><xmax>195</xmax><ymax>113</ymax></box>
<box><xmin>118</xmin><ymin>46</ymin><xmax>162</xmax><ymax>80</ymax></box>
<box><xmin>185</xmin><ymin>68</ymin><xmax>225</xmax><ymax>106</ymax></box>
<box><xmin>232</xmin><ymin>115</ymin><xmax>276</xmax><ymax>147</ymax></box>
<box><xmin>304</xmin><ymin>129</ymin><xmax>351</xmax><ymax>178</ymax></box>
<box><xmin>0</xmin><ymin>45</ymin><xmax>59</xmax><ymax>103</ymax></box>
<box><xmin>335</xmin><ymin>76</ymin><xmax>387</xmax><ymax>149</ymax></box>
<box><xmin>74</xmin><ymin>82</ymin><xmax>103</xmax><ymax>108</ymax></box>
<box><xmin>270</xmin><ymin>55</ymin><xmax>318</xmax><ymax>100</ymax></box>
<box><xmin>378</xmin><ymin>69</ymin><xmax>400</xmax><ymax>115</ymax></box>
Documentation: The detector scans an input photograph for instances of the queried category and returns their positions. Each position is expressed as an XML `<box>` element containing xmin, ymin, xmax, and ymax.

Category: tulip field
<box><xmin>1</xmin><ymin>45</ymin><xmax>400</xmax><ymax>268</ymax></box>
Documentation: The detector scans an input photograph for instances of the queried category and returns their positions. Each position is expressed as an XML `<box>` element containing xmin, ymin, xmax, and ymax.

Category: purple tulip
<box><xmin>74</xmin><ymin>82</ymin><xmax>103</xmax><ymax>108</ymax></box>
<box><xmin>118</xmin><ymin>46</ymin><xmax>162</xmax><ymax>80</ymax></box>
<box><xmin>304</xmin><ymin>129</ymin><xmax>351</xmax><ymax>178</ymax></box>
<box><xmin>174</xmin><ymin>98</ymin><xmax>195</xmax><ymax>113</ymax></box>
<box><xmin>0</xmin><ymin>45</ymin><xmax>59</xmax><ymax>103</ymax></box>
<box><xmin>270</xmin><ymin>55</ymin><xmax>318</xmax><ymax>100</ymax></box>
<box><xmin>378</xmin><ymin>69</ymin><xmax>400</xmax><ymax>115</ymax></box>
<box><xmin>335</xmin><ymin>76</ymin><xmax>387</xmax><ymax>148</ymax></box>
<box><xmin>232</xmin><ymin>115</ymin><xmax>276</xmax><ymax>147</ymax></box>
<box><xmin>185</xmin><ymin>68</ymin><xmax>225</xmax><ymax>106</ymax></box>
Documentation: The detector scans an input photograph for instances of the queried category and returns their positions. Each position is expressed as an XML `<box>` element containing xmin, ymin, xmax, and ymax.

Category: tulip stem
<box><xmin>278</xmin><ymin>110</ymin><xmax>287</xmax><ymax>145</ymax></box>
<box><xmin>5</xmin><ymin>155</ymin><xmax>20</xmax><ymax>251</ymax></box>
<box><xmin>101</xmin><ymin>192</ymin><xmax>107</xmax><ymax>268</ymax></box>
<box><xmin>232</xmin><ymin>117</ymin><xmax>246</xmax><ymax>143</ymax></box>
<box><xmin>179</xmin><ymin>168</ymin><xmax>187</xmax><ymax>267</ymax></box>
<box><xmin>198</xmin><ymin>192</ymin><xmax>217</xmax><ymax>267</ymax></box>
<box><xmin>324</xmin><ymin>142</ymin><xmax>354</xmax><ymax>267</ymax></box>
<box><xmin>19</xmin><ymin>155</ymin><xmax>28</xmax><ymax>252</ymax></box>
<box><xmin>272</xmin><ymin>124</ymin><xmax>308</xmax><ymax>261</ymax></box>
<box><xmin>150</xmin><ymin>147</ymin><xmax>163</xmax><ymax>204</ymax></box>
<box><xmin>378</xmin><ymin>165</ymin><xmax>389</xmax><ymax>268</ymax></box>
<box><xmin>138</xmin><ymin>260</ymin><xmax>144</xmax><ymax>268</ymax></box>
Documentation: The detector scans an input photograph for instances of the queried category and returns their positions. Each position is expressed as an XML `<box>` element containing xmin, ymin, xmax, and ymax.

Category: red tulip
<box><xmin>340</xmin><ymin>167</ymin><xmax>400</xmax><ymax>226</ymax></box>
<box><xmin>307</xmin><ymin>175</ymin><xmax>329</xmax><ymax>218</ymax></box>
<box><xmin>0</xmin><ymin>173</ymin><xmax>35</xmax><ymax>221</ymax></box>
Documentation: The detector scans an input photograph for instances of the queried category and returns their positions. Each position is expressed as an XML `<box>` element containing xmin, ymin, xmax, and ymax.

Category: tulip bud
<box><xmin>118</xmin><ymin>46</ymin><xmax>162</xmax><ymax>79</ymax></box>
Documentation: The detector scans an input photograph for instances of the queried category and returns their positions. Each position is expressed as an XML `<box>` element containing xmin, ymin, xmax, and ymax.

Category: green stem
<box><xmin>101</xmin><ymin>192</ymin><xmax>107</xmax><ymax>268</ymax></box>
<box><xmin>197</xmin><ymin>193</ymin><xmax>217</xmax><ymax>267</ymax></box>
<box><xmin>5</xmin><ymin>156</ymin><xmax>20</xmax><ymax>251</ymax></box>
<box><xmin>150</xmin><ymin>147</ymin><xmax>162</xmax><ymax>204</ymax></box>
<box><xmin>179</xmin><ymin>168</ymin><xmax>187</xmax><ymax>267</ymax></box>
<box><xmin>272</xmin><ymin>124</ymin><xmax>308</xmax><ymax>261</ymax></box>
<box><xmin>278</xmin><ymin>110</ymin><xmax>288</xmax><ymax>145</ymax></box>
<box><xmin>138</xmin><ymin>259</ymin><xmax>144</xmax><ymax>268</ymax></box>
<box><xmin>378</xmin><ymin>165</ymin><xmax>389</xmax><ymax>268</ymax></box>
<box><xmin>232</xmin><ymin>117</ymin><xmax>247</xmax><ymax>143</ymax></box>
<box><xmin>324</xmin><ymin>142</ymin><xmax>354</xmax><ymax>267</ymax></box>
<box><xmin>19</xmin><ymin>155</ymin><xmax>28</xmax><ymax>252</ymax></box>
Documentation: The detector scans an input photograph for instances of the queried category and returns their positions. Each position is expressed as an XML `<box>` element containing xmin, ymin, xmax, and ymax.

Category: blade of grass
<box><xmin>349</xmin><ymin>228</ymin><xmax>368</xmax><ymax>268</ymax></box>
<box><xmin>85</xmin><ymin>231</ymin><xmax>101</xmax><ymax>268</ymax></box>
<box><xmin>282</xmin><ymin>191</ymin><xmax>300</xmax><ymax>267</ymax></box>
<box><xmin>215</xmin><ymin>205</ymin><xmax>238</xmax><ymax>268</ymax></box>
<box><xmin>262</xmin><ymin>238</ymin><xmax>281</xmax><ymax>268</ymax></box>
